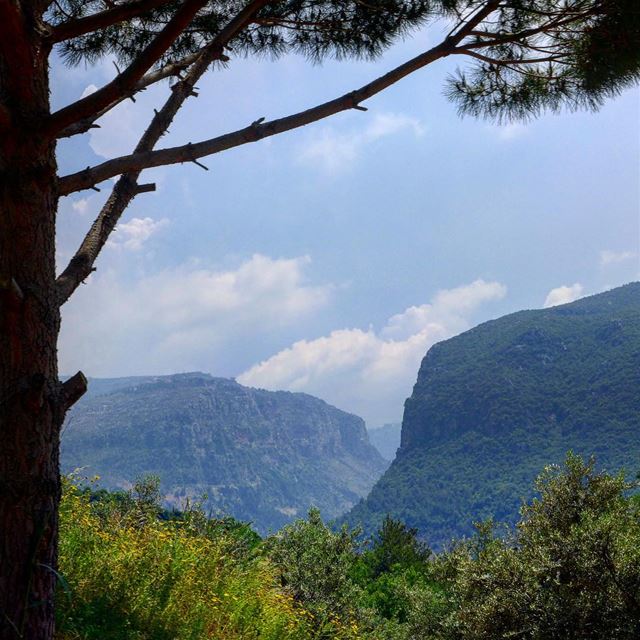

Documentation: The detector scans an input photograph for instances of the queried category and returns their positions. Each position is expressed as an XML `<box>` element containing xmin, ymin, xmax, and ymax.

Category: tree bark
<box><xmin>0</xmin><ymin>5</ymin><xmax>65</xmax><ymax>639</ymax></box>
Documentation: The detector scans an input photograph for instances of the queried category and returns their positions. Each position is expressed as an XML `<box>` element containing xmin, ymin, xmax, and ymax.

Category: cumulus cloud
<box><xmin>59</xmin><ymin>254</ymin><xmax>332</xmax><ymax>376</ymax></box>
<box><xmin>107</xmin><ymin>216</ymin><xmax>169</xmax><ymax>250</ymax></box>
<box><xmin>495</xmin><ymin>122</ymin><xmax>528</xmax><ymax>141</ymax></box>
<box><xmin>238</xmin><ymin>280</ymin><xmax>506</xmax><ymax>425</ymax></box>
<box><xmin>599</xmin><ymin>249</ymin><xmax>637</xmax><ymax>266</ymax></box>
<box><xmin>543</xmin><ymin>283</ymin><xmax>584</xmax><ymax>308</ymax></box>
<box><xmin>87</xmin><ymin>98</ymin><xmax>140</xmax><ymax>158</ymax></box>
<box><xmin>383</xmin><ymin>280</ymin><xmax>507</xmax><ymax>340</ymax></box>
<box><xmin>299</xmin><ymin>112</ymin><xmax>425</xmax><ymax>173</ymax></box>
<box><xmin>71</xmin><ymin>197</ymin><xmax>91</xmax><ymax>216</ymax></box>
<box><xmin>80</xmin><ymin>80</ymin><xmax>163</xmax><ymax>159</ymax></box>
<box><xmin>80</xmin><ymin>83</ymin><xmax>98</xmax><ymax>99</ymax></box>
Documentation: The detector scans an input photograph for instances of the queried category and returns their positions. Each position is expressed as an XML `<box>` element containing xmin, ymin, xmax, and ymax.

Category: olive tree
<box><xmin>408</xmin><ymin>455</ymin><xmax>640</xmax><ymax>639</ymax></box>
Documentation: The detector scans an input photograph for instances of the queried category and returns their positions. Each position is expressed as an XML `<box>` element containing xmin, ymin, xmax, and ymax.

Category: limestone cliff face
<box><xmin>346</xmin><ymin>283</ymin><xmax>640</xmax><ymax>548</ymax></box>
<box><xmin>62</xmin><ymin>373</ymin><xmax>387</xmax><ymax>533</ymax></box>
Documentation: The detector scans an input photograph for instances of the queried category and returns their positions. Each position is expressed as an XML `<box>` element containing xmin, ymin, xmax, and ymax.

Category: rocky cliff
<box><xmin>346</xmin><ymin>283</ymin><xmax>640</xmax><ymax>548</ymax></box>
<box><xmin>62</xmin><ymin>373</ymin><xmax>387</xmax><ymax>533</ymax></box>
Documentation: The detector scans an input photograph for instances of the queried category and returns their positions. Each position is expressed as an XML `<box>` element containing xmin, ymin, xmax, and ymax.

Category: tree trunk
<box><xmin>0</xmin><ymin>5</ymin><xmax>64</xmax><ymax>638</ymax></box>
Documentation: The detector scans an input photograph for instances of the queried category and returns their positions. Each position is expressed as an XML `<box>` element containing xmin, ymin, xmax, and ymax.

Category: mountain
<box><xmin>62</xmin><ymin>373</ymin><xmax>387</xmax><ymax>534</ymax></box>
<box><xmin>368</xmin><ymin>423</ymin><xmax>402</xmax><ymax>460</ymax></box>
<box><xmin>345</xmin><ymin>283</ymin><xmax>640</xmax><ymax>548</ymax></box>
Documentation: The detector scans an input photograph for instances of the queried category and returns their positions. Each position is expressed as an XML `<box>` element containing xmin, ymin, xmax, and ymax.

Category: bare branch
<box><xmin>44</xmin><ymin>0</ymin><xmax>209</xmax><ymax>137</ymax></box>
<box><xmin>60</xmin><ymin>371</ymin><xmax>88</xmax><ymax>411</ymax></box>
<box><xmin>55</xmin><ymin>1</ymin><xmax>522</xmax><ymax>304</ymax></box>
<box><xmin>59</xmin><ymin>46</ymin><xmax>456</xmax><ymax>195</ymax></box>
<box><xmin>135</xmin><ymin>182</ymin><xmax>157</xmax><ymax>193</ymax></box>
<box><xmin>56</xmin><ymin>0</ymin><xmax>275</xmax><ymax>305</ymax></box>
<box><xmin>47</xmin><ymin>0</ymin><xmax>175</xmax><ymax>44</ymax></box>
<box><xmin>57</xmin><ymin>48</ymin><xmax>211</xmax><ymax>138</ymax></box>
<box><xmin>58</xmin><ymin>0</ymin><xmax>503</xmax><ymax>197</ymax></box>
<box><xmin>459</xmin><ymin>9</ymin><xmax>596</xmax><ymax>52</ymax></box>
<box><xmin>455</xmin><ymin>49</ymin><xmax>567</xmax><ymax>67</ymax></box>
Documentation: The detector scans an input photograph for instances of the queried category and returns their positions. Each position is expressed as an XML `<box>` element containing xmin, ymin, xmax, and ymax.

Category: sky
<box><xmin>54</xmin><ymin>21</ymin><xmax>640</xmax><ymax>427</ymax></box>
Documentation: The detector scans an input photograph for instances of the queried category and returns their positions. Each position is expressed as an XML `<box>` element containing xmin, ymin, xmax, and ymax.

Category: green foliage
<box><xmin>48</xmin><ymin>1</ymin><xmax>434</xmax><ymax>68</ymax></box>
<box><xmin>267</xmin><ymin>508</ymin><xmax>363</xmax><ymax>627</ymax></box>
<box><xmin>575</xmin><ymin>0</ymin><xmax>640</xmax><ymax>95</ymax></box>
<box><xmin>56</xmin><ymin>477</ymin><xmax>314</xmax><ymax>640</ymax></box>
<box><xmin>446</xmin><ymin>0</ymin><xmax>640</xmax><ymax>122</ymax></box>
<box><xmin>56</xmin><ymin>456</ymin><xmax>640</xmax><ymax>639</ymax></box>
<box><xmin>352</xmin><ymin>517</ymin><xmax>434</xmax><ymax>623</ymax></box>
<box><xmin>79</xmin><ymin>474</ymin><xmax>262</xmax><ymax>553</ymax></box>
<box><xmin>47</xmin><ymin>1</ymin><xmax>640</xmax><ymax>123</ymax></box>
<box><xmin>361</xmin><ymin>516</ymin><xmax>430</xmax><ymax>579</ymax></box>
<box><xmin>409</xmin><ymin>454</ymin><xmax>640</xmax><ymax>639</ymax></box>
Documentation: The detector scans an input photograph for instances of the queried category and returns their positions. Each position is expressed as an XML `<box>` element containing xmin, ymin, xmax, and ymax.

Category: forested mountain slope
<box><xmin>346</xmin><ymin>283</ymin><xmax>640</xmax><ymax>548</ymax></box>
<box><xmin>62</xmin><ymin>373</ymin><xmax>387</xmax><ymax>533</ymax></box>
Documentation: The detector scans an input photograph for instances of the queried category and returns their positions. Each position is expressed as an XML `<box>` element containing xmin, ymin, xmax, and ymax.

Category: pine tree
<box><xmin>0</xmin><ymin>1</ymin><xmax>638</xmax><ymax>637</ymax></box>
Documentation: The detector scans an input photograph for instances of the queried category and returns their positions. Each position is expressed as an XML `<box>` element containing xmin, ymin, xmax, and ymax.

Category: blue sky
<box><xmin>55</xmin><ymin>25</ymin><xmax>640</xmax><ymax>426</ymax></box>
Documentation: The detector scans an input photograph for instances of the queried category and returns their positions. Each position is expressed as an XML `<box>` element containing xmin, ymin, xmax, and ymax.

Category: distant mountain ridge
<box><xmin>62</xmin><ymin>373</ymin><xmax>387</xmax><ymax>533</ymax></box>
<box><xmin>368</xmin><ymin>423</ymin><xmax>402</xmax><ymax>460</ymax></box>
<box><xmin>346</xmin><ymin>283</ymin><xmax>640</xmax><ymax>548</ymax></box>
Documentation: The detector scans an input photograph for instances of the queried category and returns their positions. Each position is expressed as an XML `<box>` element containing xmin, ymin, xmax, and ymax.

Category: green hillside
<box><xmin>346</xmin><ymin>283</ymin><xmax>640</xmax><ymax>548</ymax></box>
<box><xmin>62</xmin><ymin>373</ymin><xmax>387</xmax><ymax>534</ymax></box>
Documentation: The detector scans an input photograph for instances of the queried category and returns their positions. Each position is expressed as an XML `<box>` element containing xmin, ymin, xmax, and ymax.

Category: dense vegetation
<box><xmin>347</xmin><ymin>283</ymin><xmax>640</xmax><ymax>547</ymax></box>
<box><xmin>56</xmin><ymin>455</ymin><xmax>640</xmax><ymax>639</ymax></box>
<box><xmin>62</xmin><ymin>373</ymin><xmax>386</xmax><ymax>533</ymax></box>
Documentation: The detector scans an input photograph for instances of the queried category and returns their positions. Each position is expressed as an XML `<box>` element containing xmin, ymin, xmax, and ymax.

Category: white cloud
<box><xmin>107</xmin><ymin>216</ymin><xmax>169</xmax><ymax>250</ymax></box>
<box><xmin>87</xmin><ymin>97</ymin><xmax>139</xmax><ymax>158</ymax></box>
<box><xmin>495</xmin><ymin>122</ymin><xmax>528</xmax><ymax>141</ymax></box>
<box><xmin>599</xmin><ymin>249</ymin><xmax>637</xmax><ymax>266</ymax></box>
<box><xmin>71</xmin><ymin>197</ymin><xmax>91</xmax><ymax>215</ymax></box>
<box><xmin>80</xmin><ymin>78</ymin><xmax>167</xmax><ymax>160</ymax></box>
<box><xmin>366</xmin><ymin>112</ymin><xmax>425</xmax><ymax>139</ymax></box>
<box><xmin>383</xmin><ymin>280</ymin><xmax>507</xmax><ymax>339</ymax></box>
<box><xmin>80</xmin><ymin>83</ymin><xmax>98</xmax><ymax>99</ymax></box>
<box><xmin>299</xmin><ymin>112</ymin><xmax>425</xmax><ymax>173</ymax></box>
<box><xmin>238</xmin><ymin>279</ymin><xmax>506</xmax><ymax>425</ymax></box>
<box><xmin>543</xmin><ymin>283</ymin><xmax>584</xmax><ymax>308</ymax></box>
<box><xmin>59</xmin><ymin>254</ymin><xmax>332</xmax><ymax>376</ymax></box>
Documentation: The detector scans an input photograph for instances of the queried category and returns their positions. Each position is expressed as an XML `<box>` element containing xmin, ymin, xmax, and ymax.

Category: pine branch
<box><xmin>459</xmin><ymin>9</ymin><xmax>598</xmax><ymax>53</ymax></box>
<box><xmin>58</xmin><ymin>44</ymin><xmax>453</xmax><ymax>196</ymax></box>
<box><xmin>56</xmin><ymin>0</ymin><xmax>275</xmax><ymax>305</ymax></box>
<box><xmin>58</xmin><ymin>0</ymin><xmax>503</xmax><ymax>194</ymax></box>
<box><xmin>44</xmin><ymin>0</ymin><xmax>209</xmax><ymax>137</ymax></box>
<box><xmin>60</xmin><ymin>371</ymin><xmax>88</xmax><ymax>411</ymax></box>
<box><xmin>55</xmin><ymin>0</ymin><xmax>510</xmax><ymax>305</ymax></box>
<box><xmin>46</xmin><ymin>0</ymin><xmax>175</xmax><ymax>43</ymax></box>
<box><xmin>455</xmin><ymin>49</ymin><xmax>568</xmax><ymax>67</ymax></box>
<box><xmin>57</xmin><ymin>48</ymin><xmax>212</xmax><ymax>138</ymax></box>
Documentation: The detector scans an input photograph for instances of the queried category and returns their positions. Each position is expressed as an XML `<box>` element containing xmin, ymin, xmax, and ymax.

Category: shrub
<box><xmin>267</xmin><ymin>508</ymin><xmax>363</xmax><ymax>636</ymax></box>
<box><xmin>56</xmin><ymin>478</ymin><xmax>314</xmax><ymax>640</ymax></box>
<box><xmin>409</xmin><ymin>454</ymin><xmax>640</xmax><ymax>640</ymax></box>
